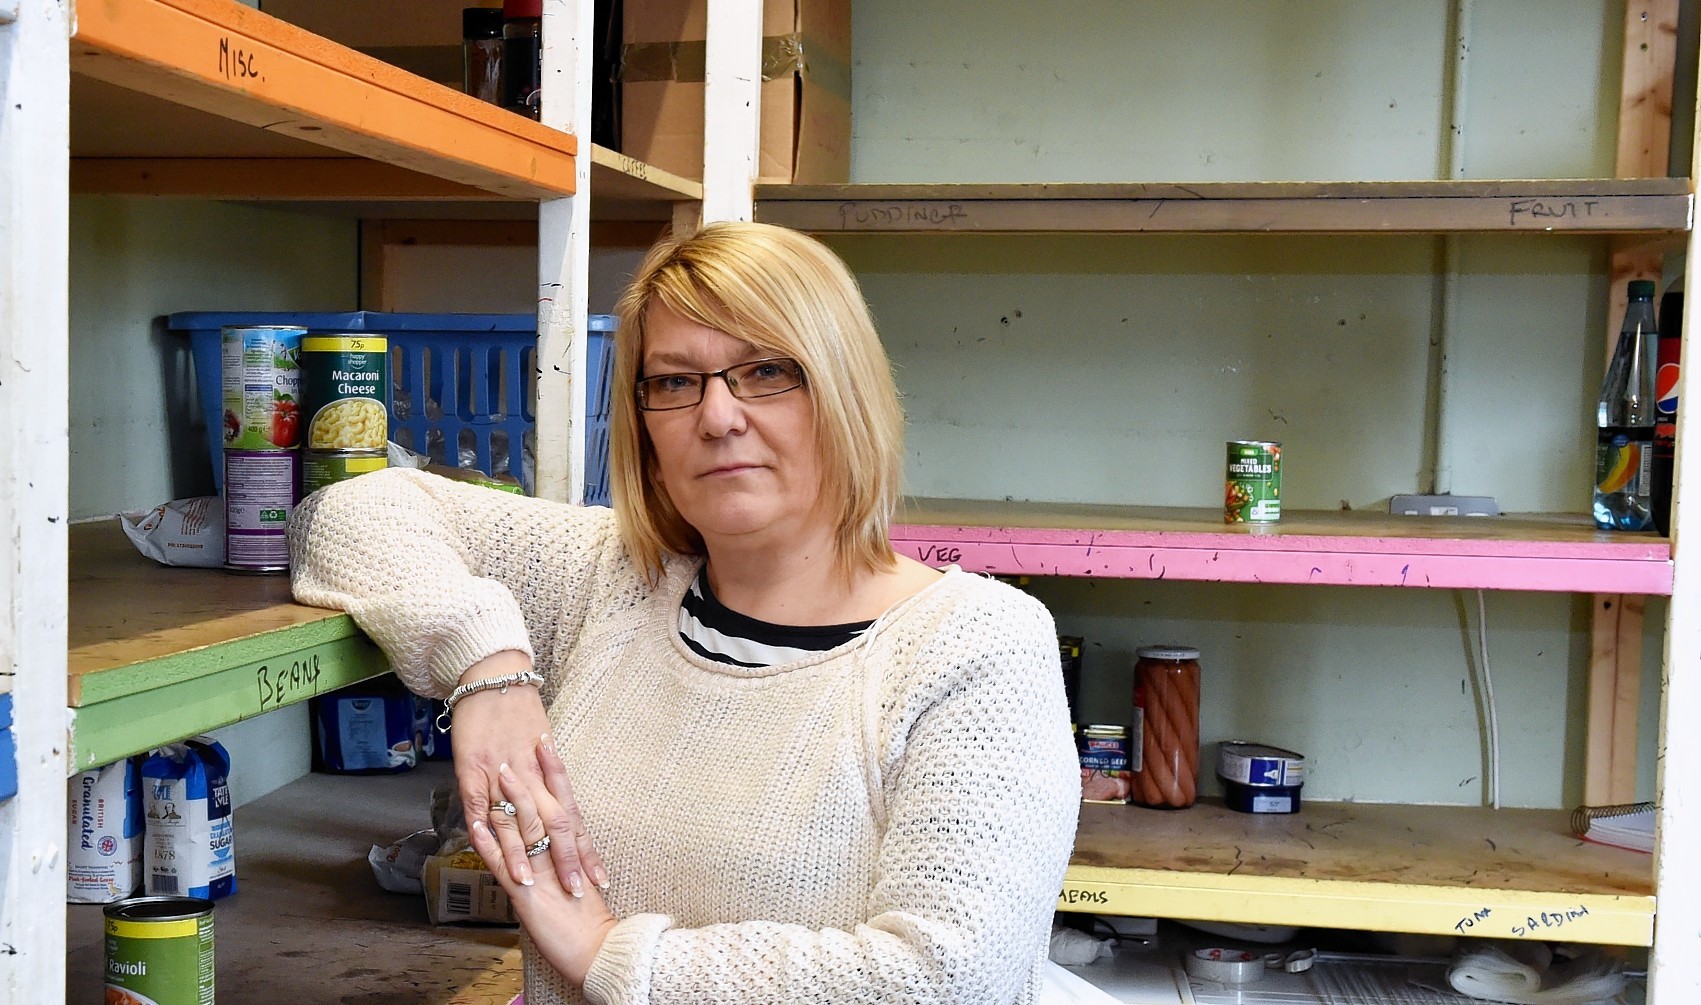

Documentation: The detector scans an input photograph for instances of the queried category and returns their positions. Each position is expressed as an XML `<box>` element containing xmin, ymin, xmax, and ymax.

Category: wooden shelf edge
<box><xmin>71</xmin><ymin>0</ymin><xmax>576</xmax><ymax>199</ymax></box>
<box><xmin>892</xmin><ymin>501</ymin><xmax>1672</xmax><ymax>593</ymax></box>
<box><xmin>755</xmin><ymin>179</ymin><xmax>1693</xmax><ymax>234</ymax></box>
<box><xmin>68</xmin><ymin>631</ymin><xmax>389</xmax><ymax>772</ymax></box>
<box><xmin>1059</xmin><ymin>866</ymin><xmax>1655</xmax><ymax>946</ymax></box>
<box><xmin>590</xmin><ymin>144</ymin><xmax>704</xmax><ymax>202</ymax></box>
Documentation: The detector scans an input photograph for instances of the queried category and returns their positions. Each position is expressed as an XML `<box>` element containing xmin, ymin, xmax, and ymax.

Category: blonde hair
<box><xmin>609</xmin><ymin>222</ymin><xmax>904</xmax><ymax>583</ymax></box>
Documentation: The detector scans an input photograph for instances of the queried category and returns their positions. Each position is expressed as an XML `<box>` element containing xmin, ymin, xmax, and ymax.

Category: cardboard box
<box><xmin>621</xmin><ymin>0</ymin><xmax>850</xmax><ymax>183</ymax></box>
<box><xmin>422</xmin><ymin>849</ymin><xmax>518</xmax><ymax>925</ymax></box>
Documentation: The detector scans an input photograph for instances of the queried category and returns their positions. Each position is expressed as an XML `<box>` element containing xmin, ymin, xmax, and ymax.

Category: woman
<box><xmin>289</xmin><ymin>221</ymin><xmax>1080</xmax><ymax>1004</ymax></box>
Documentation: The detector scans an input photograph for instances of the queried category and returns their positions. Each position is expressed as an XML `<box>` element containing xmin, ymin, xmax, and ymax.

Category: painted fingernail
<box><xmin>593</xmin><ymin>865</ymin><xmax>609</xmax><ymax>890</ymax></box>
<box><xmin>567</xmin><ymin>871</ymin><xmax>585</xmax><ymax>898</ymax></box>
<box><xmin>540</xmin><ymin>732</ymin><xmax>556</xmax><ymax>753</ymax></box>
<box><xmin>498</xmin><ymin>761</ymin><xmax>512</xmax><ymax>776</ymax></box>
<box><xmin>471</xmin><ymin>820</ymin><xmax>487</xmax><ymax>838</ymax></box>
<box><xmin>521</xmin><ymin>866</ymin><xmax>535</xmax><ymax>887</ymax></box>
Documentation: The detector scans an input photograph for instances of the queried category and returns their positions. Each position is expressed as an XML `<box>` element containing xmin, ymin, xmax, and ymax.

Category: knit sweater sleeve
<box><xmin>287</xmin><ymin>467</ymin><xmax>627</xmax><ymax>697</ymax></box>
<box><xmin>580</xmin><ymin>583</ymin><xmax>1082</xmax><ymax>1005</ymax></box>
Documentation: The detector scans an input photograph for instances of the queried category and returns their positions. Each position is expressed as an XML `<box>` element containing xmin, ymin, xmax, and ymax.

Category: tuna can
<box><xmin>300</xmin><ymin>335</ymin><xmax>389</xmax><ymax>451</ymax></box>
<box><xmin>1217</xmin><ymin>741</ymin><xmax>1307</xmax><ymax>814</ymax></box>
<box><xmin>302</xmin><ymin>449</ymin><xmax>388</xmax><ymax>496</ymax></box>
<box><xmin>220</xmin><ymin>325</ymin><xmax>303</xmax><ymax>451</ymax></box>
<box><xmin>104</xmin><ymin>895</ymin><xmax>215</xmax><ymax>1005</ymax></box>
<box><xmin>223</xmin><ymin>449</ymin><xmax>300</xmax><ymax>574</ymax></box>
<box><xmin>1225</xmin><ymin>440</ymin><xmax>1281</xmax><ymax>524</ymax></box>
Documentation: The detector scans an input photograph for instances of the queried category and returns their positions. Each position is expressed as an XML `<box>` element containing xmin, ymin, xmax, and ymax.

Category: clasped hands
<box><xmin>452</xmin><ymin>655</ymin><xmax>618</xmax><ymax>986</ymax></box>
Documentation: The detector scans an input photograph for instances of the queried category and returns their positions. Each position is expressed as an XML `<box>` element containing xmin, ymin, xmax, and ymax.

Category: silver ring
<box><xmin>491</xmin><ymin>800</ymin><xmax>517</xmax><ymax>817</ymax></box>
<box><xmin>525</xmin><ymin>835</ymin><xmax>552</xmax><ymax>858</ymax></box>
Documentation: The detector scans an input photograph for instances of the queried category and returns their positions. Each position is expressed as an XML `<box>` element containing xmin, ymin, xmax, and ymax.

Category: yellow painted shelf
<box><xmin>1062</xmin><ymin>800</ymin><xmax>1654</xmax><ymax>946</ymax></box>
<box><xmin>67</xmin><ymin>521</ymin><xmax>389</xmax><ymax>772</ymax></box>
<box><xmin>755</xmin><ymin>178</ymin><xmax>1694</xmax><ymax>234</ymax></box>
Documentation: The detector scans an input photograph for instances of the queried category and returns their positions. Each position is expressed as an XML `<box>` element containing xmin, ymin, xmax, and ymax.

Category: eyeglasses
<box><xmin>635</xmin><ymin>357</ymin><xmax>807</xmax><ymax>412</ymax></box>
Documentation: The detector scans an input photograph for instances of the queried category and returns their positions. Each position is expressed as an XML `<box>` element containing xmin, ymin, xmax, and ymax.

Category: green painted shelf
<box><xmin>67</xmin><ymin>521</ymin><xmax>389</xmax><ymax>771</ymax></box>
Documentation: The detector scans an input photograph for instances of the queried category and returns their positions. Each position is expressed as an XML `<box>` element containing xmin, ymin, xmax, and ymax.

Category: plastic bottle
<box><xmin>502</xmin><ymin>0</ymin><xmax>543</xmax><ymax>120</ymax></box>
<box><xmin>462</xmin><ymin>7</ymin><xmax>505</xmax><ymax>106</ymax></box>
<box><xmin>1594</xmin><ymin>279</ymin><xmax>1659</xmax><ymax>531</ymax></box>
<box><xmin>1654</xmin><ymin>276</ymin><xmax>1683</xmax><ymax>535</ymax></box>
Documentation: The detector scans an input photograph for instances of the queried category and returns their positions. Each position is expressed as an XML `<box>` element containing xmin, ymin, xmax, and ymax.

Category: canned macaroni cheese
<box><xmin>300</xmin><ymin>335</ymin><xmax>389</xmax><ymax>451</ymax></box>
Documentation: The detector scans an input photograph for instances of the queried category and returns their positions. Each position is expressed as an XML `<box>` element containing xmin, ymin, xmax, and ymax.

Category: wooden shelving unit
<box><xmin>893</xmin><ymin>498</ymin><xmax>1674</xmax><ymax>594</ymax></box>
<box><xmin>1063</xmin><ymin>801</ymin><xmax>1654</xmax><ymax>946</ymax></box>
<box><xmin>65</xmin><ymin>523</ymin><xmax>389</xmax><ymax>773</ymax></box>
<box><xmin>755</xmin><ymin>179</ymin><xmax>1694</xmax><ymax>234</ymax></box>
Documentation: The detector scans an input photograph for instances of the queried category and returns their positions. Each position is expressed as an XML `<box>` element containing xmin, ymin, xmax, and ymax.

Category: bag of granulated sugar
<box><xmin>142</xmin><ymin>736</ymin><xmax>237</xmax><ymax>900</ymax></box>
<box><xmin>66</xmin><ymin>759</ymin><xmax>143</xmax><ymax>903</ymax></box>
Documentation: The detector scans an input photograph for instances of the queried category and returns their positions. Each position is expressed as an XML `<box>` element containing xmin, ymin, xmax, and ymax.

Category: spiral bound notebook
<box><xmin>1571</xmin><ymin>801</ymin><xmax>1655</xmax><ymax>853</ymax></box>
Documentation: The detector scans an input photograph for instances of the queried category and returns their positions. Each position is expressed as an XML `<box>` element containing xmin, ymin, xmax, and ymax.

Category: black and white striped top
<box><xmin>679</xmin><ymin>569</ymin><xmax>874</xmax><ymax>668</ymax></box>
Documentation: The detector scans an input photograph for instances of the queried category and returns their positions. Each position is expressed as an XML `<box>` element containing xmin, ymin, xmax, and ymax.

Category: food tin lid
<box><xmin>1228</xmin><ymin>439</ymin><xmax>1281</xmax><ymax>448</ymax></box>
<box><xmin>1136</xmin><ymin>645</ymin><xmax>1200</xmax><ymax>661</ymax></box>
<box><xmin>103</xmin><ymin>895</ymin><xmax>216</xmax><ymax>921</ymax></box>
<box><xmin>220</xmin><ymin>324</ymin><xmax>307</xmax><ymax>334</ymax></box>
<box><xmin>1217</xmin><ymin>741</ymin><xmax>1308</xmax><ymax>786</ymax></box>
<box><xmin>1083</xmin><ymin>723</ymin><xmax>1127</xmax><ymax>738</ymax></box>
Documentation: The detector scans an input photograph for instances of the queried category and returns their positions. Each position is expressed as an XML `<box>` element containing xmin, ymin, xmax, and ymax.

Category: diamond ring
<box><xmin>491</xmin><ymin>799</ymin><xmax>517</xmax><ymax>817</ymax></box>
<box><xmin>525</xmin><ymin>835</ymin><xmax>552</xmax><ymax>858</ymax></box>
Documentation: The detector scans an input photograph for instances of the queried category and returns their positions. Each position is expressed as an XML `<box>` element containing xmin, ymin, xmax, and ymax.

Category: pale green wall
<box><xmin>69</xmin><ymin>196</ymin><xmax>357</xmax><ymax>805</ymax></box>
<box><xmin>839</xmin><ymin>0</ymin><xmax>1667</xmax><ymax>806</ymax></box>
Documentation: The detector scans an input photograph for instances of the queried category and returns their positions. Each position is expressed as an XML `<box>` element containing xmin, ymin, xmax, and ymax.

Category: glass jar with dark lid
<box><xmin>1131</xmin><ymin>646</ymin><xmax>1201</xmax><ymax>809</ymax></box>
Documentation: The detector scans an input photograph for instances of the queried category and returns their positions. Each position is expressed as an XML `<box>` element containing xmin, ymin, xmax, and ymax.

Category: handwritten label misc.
<box><xmin>256</xmin><ymin>654</ymin><xmax>323</xmax><ymax>712</ymax></box>
<box><xmin>838</xmin><ymin>202</ymin><xmax>970</xmax><ymax>229</ymax></box>
<box><xmin>217</xmin><ymin>36</ymin><xmax>262</xmax><ymax>83</ymax></box>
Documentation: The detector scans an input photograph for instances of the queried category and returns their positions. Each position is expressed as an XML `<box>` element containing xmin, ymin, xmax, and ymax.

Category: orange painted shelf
<box><xmin>69</xmin><ymin>0</ymin><xmax>577</xmax><ymax>200</ymax></box>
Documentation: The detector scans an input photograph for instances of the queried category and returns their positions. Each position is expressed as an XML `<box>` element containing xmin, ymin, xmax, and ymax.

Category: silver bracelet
<box><xmin>436</xmin><ymin>670</ymin><xmax>546</xmax><ymax>732</ymax></box>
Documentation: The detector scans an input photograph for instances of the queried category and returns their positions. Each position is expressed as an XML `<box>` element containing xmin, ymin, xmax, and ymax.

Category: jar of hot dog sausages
<box><xmin>1131</xmin><ymin>646</ymin><xmax>1201</xmax><ymax>809</ymax></box>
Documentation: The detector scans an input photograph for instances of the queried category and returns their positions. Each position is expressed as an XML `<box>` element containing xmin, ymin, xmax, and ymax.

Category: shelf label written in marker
<box><xmin>1454</xmin><ymin>904</ymin><xmax>1592</xmax><ymax>937</ymax></box>
<box><xmin>911</xmin><ymin>544</ymin><xmax>963</xmax><ymax>565</ymax></box>
<box><xmin>218</xmin><ymin>36</ymin><xmax>263</xmax><ymax>83</ymax></box>
<box><xmin>837</xmin><ymin>202</ymin><xmax>970</xmax><ymax>229</ymax></box>
<box><xmin>1058</xmin><ymin>885</ymin><xmax>1109</xmax><ymax>907</ymax></box>
<box><xmin>1507</xmin><ymin>199</ymin><xmax>1601</xmax><ymax>226</ymax></box>
<box><xmin>256</xmin><ymin>653</ymin><xmax>323</xmax><ymax>712</ymax></box>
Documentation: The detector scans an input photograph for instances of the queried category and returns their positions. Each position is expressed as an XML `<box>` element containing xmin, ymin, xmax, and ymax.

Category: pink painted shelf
<box><xmin>892</xmin><ymin>498</ymin><xmax>1672</xmax><ymax>594</ymax></box>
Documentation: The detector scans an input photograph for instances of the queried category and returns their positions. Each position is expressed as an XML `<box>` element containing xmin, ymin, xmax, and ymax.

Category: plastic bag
<box><xmin>119</xmin><ymin>497</ymin><xmax>224</xmax><ymax>568</ymax></box>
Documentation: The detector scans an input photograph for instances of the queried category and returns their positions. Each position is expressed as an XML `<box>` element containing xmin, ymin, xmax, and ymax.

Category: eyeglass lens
<box><xmin>638</xmin><ymin>358</ymin><xmax>804</xmax><ymax>410</ymax></box>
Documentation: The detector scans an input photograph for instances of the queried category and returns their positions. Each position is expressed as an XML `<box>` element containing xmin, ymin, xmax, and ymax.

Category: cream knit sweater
<box><xmin>288</xmin><ymin>468</ymin><xmax>1081</xmax><ymax>1005</ymax></box>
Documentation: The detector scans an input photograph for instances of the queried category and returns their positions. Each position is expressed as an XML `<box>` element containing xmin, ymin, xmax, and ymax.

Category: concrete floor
<box><xmin>68</xmin><ymin>761</ymin><xmax>524</xmax><ymax>1004</ymax></box>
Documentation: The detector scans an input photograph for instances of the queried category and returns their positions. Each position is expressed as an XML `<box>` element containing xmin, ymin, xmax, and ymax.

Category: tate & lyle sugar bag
<box><xmin>66</xmin><ymin>759</ymin><xmax>143</xmax><ymax>903</ymax></box>
<box><xmin>142</xmin><ymin>736</ymin><xmax>237</xmax><ymax>900</ymax></box>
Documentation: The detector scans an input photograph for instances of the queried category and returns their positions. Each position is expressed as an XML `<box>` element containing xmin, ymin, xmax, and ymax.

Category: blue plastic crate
<box><xmin>167</xmin><ymin>312</ymin><xmax>614</xmax><ymax>504</ymax></box>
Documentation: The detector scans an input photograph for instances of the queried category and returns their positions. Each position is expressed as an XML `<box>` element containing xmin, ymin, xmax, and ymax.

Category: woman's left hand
<box><xmin>470</xmin><ymin>737</ymin><xmax>619</xmax><ymax>987</ymax></box>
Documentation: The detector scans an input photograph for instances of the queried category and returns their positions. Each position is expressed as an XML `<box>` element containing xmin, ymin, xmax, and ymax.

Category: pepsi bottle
<box><xmin>1654</xmin><ymin>277</ymin><xmax>1682</xmax><ymax>535</ymax></box>
<box><xmin>1594</xmin><ymin>279</ymin><xmax>1659</xmax><ymax>531</ymax></box>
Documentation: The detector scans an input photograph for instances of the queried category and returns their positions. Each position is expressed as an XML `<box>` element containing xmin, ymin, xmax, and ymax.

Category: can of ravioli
<box><xmin>1225</xmin><ymin>440</ymin><xmax>1281</xmax><ymax>524</ymax></box>
<box><xmin>104</xmin><ymin>895</ymin><xmax>215</xmax><ymax>1005</ymax></box>
<box><xmin>224</xmin><ymin>449</ymin><xmax>300</xmax><ymax>574</ymax></box>
<box><xmin>302</xmin><ymin>449</ymin><xmax>388</xmax><ymax>496</ymax></box>
<box><xmin>300</xmin><ymin>335</ymin><xmax>389</xmax><ymax>451</ymax></box>
<box><xmin>219</xmin><ymin>325</ymin><xmax>303</xmax><ymax>451</ymax></box>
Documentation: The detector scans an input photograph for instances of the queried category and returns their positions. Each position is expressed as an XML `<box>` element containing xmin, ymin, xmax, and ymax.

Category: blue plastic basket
<box><xmin>167</xmin><ymin>311</ymin><xmax>615</xmax><ymax>504</ymax></box>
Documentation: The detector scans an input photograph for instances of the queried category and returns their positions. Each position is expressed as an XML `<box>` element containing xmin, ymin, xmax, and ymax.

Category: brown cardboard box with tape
<box><xmin>621</xmin><ymin>0</ymin><xmax>850</xmax><ymax>183</ymax></box>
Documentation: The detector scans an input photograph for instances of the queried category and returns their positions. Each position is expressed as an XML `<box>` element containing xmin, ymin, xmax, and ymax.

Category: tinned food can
<box><xmin>105</xmin><ymin>895</ymin><xmax>215</xmax><ymax>1005</ymax></box>
<box><xmin>220</xmin><ymin>325</ymin><xmax>303</xmax><ymax>450</ymax></box>
<box><xmin>1078</xmin><ymin>724</ymin><xmax>1133</xmax><ymax>805</ymax></box>
<box><xmin>1225</xmin><ymin>440</ymin><xmax>1281</xmax><ymax>524</ymax></box>
<box><xmin>224</xmin><ymin>449</ymin><xmax>300</xmax><ymax>574</ymax></box>
<box><xmin>302</xmin><ymin>449</ymin><xmax>388</xmax><ymax>496</ymax></box>
<box><xmin>300</xmin><ymin>335</ymin><xmax>389</xmax><ymax>451</ymax></box>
